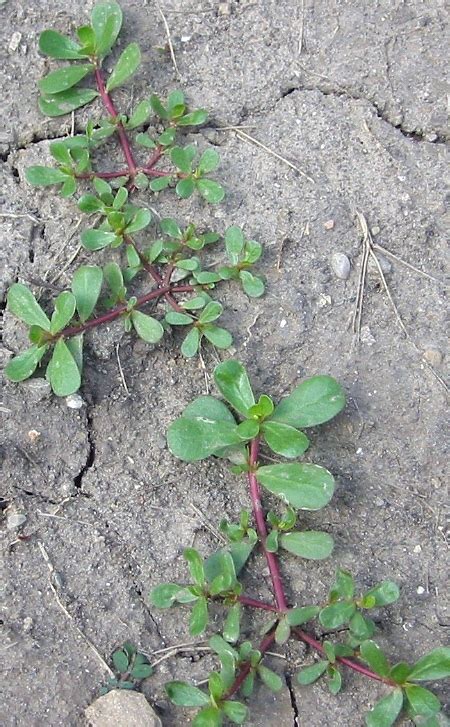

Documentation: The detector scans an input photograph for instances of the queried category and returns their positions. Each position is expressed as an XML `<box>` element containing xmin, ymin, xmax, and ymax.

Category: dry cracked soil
<box><xmin>0</xmin><ymin>1</ymin><xmax>448</xmax><ymax>726</ymax></box>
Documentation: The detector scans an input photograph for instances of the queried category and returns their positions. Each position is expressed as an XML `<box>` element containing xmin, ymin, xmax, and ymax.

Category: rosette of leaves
<box><xmin>100</xmin><ymin>642</ymin><xmax>153</xmax><ymax>694</ymax></box>
<box><xmin>217</xmin><ymin>226</ymin><xmax>265</xmax><ymax>297</ymax></box>
<box><xmin>169</xmin><ymin>146</ymin><xmax>225</xmax><ymax>203</ymax></box>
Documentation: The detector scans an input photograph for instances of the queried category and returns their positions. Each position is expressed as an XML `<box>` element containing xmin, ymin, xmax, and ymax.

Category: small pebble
<box><xmin>324</xmin><ymin>219</ymin><xmax>335</xmax><ymax>230</ymax></box>
<box><xmin>7</xmin><ymin>512</ymin><xmax>27</xmax><ymax>530</ymax></box>
<box><xmin>280</xmin><ymin>319</ymin><xmax>287</xmax><ymax>328</ymax></box>
<box><xmin>416</xmin><ymin>586</ymin><xmax>425</xmax><ymax>595</ymax></box>
<box><xmin>331</xmin><ymin>252</ymin><xmax>351</xmax><ymax>280</ymax></box>
<box><xmin>413</xmin><ymin>544</ymin><xmax>422</xmax><ymax>553</ymax></box>
<box><xmin>218</xmin><ymin>2</ymin><xmax>230</xmax><ymax>15</ymax></box>
<box><xmin>27</xmin><ymin>429</ymin><xmax>41</xmax><ymax>443</ymax></box>
<box><xmin>371</xmin><ymin>225</ymin><xmax>381</xmax><ymax>235</ymax></box>
<box><xmin>422</xmin><ymin>348</ymin><xmax>443</xmax><ymax>366</ymax></box>
<box><xmin>360</xmin><ymin>325</ymin><xmax>376</xmax><ymax>346</ymax></box>
<box><xmin>8</xmin><ymin>31</ymin><xmax>22</xmax><ymax>53</ymax></box>
<box><xmin>23</xmin><ymin>617</ymin><xmax>34</xmax><ymax>632</ymax></box>
<box><xmin>368</xmin><ymin>254</ymin><xmax>392</xmax><ymax>274</ymax></box>
<box><xmin>65</xmin><ymin>393</ymin><xmax>84</xmax><ymax>409</ymax></box>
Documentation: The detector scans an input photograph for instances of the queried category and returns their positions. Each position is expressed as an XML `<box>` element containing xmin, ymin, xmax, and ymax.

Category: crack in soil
<box><xmin>73</xmin><ymin>407</ymin><xmax>95</xmax><ymax>490</ymax></box>
<box><xmin>285</xmin><ymin>672</ymin><xmax>300</xmax><ymax>726</ymax></box>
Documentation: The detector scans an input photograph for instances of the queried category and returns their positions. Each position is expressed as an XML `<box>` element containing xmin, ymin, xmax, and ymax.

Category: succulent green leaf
<box><xmin>364</xmin><ymin>581</ymin><xmax>400</xmax><ymax>607</ymax></box>
<box><xmin>239</xmin><ymin>270</ymin><xmax>265</xmax><ymax>298</ymax></box>
<box><xmin>46</xmin><ymin>338</ymin><xmax>81</xmax><ymax>396</ymax></box>
<box><xmin>167</xmin><ymin>415</ymin><xmax>240</xmax><ymax>462</ymax></box>
<box><xmin>91</xmin><ymin>0</ymin><xmax>123</xmax><ymax>56</ymax></box>
<box><xmin>176</xmin><ymin>177</ymin><xmax>195</xmax><ymax>198</ymax></box>
<box><xmin>150</xmin><ymin>175</ymin><xmax>172</xmax><ymax>192</ymax></box>
<box><xmin>125</xmin><ymin>208</ymin><xmax>151</xmax><ymax>233</ymax></box>
<box><xmin>223</xmin><ymin>604</ymin><xmax>241</xmax><ymax>644</ymax></box>
<box><xmin>319</xmin><ymin>601</ymin><xmax>356</xmax><ymax>629</ymax></box>
<box><xmin>349</xmin><ymin>612</ymin><xmax>375</xmax><ymax>641</ymax></box>
<box><xmin>135</xmin><ymin>132</ymin><xmax>156</xmax><ymax>148</ymax></box>
<box><xmin>365</xmin><ymin>688</ymin><xmax>404</xmax><ymax>727</ymax></box>
<box><xmin>165</xmin><ymin>681</ymin><xmax>210</xmax><ymax>707</ymax></box>
<box><xmin>178</xmin><ymin>109</ymin><xmax>208</xmax><ymax>126</ymax></box>
<box><xmin>5</xmin><ymin>345</ymin><xmax>49</xmax><ymax>382</ymax></box>
<box><xmin>360</xmin><ymin>641</ymin><xmax>391</xmax><ymax>677</ymax></box>
<box><xmin>194</xmin><ymin>271</ymin><xmax>222</xmax><ymax>284</ymax></box>
<box><xmin>244</xmin><ymin>239</ymin><xmax>263</xmax><ymax>263</ymax></box>
<box><xmin>330</xmin><ymin>569</ymin><xmax>355</xmax><ymax>600</ymax></box>
<box><xmin>39</xmin><ymin>64</ymin><xmax>94</xmax><ymax>95</ymax></box>
<box><xmin>26</xmin><ymin>166</ymin><xmax>69</xmax><ymax>187</ymax></box>
<box><xmin>39</xmin><ymin>30</ymin><xmax>84</xmax><ymax>59</ymax></box>
<box><xmin>60</xmin><ymin>176</ymin><xmax>77</xmax><ymax>198</ymax></box>
<box><xmin>222</xmin><ymin>700</ymin><xmax>248</xmax><ymax>724</ymax></box>
<box><xmin>198</xmin><ymin>301</ymin><xmax>222</xmax><ymax>323</ymax></box>
<box><xmin>182</xmin><ymin>395</ymin><xmax>236</xmax><ymax>424</ymax></box>
<box><xmin>131</xmin><ymin>663</ymin><xmax>153</xmax><ymax>679</ymax></box>
<box><xmin>181</xmin><ymin>327</ymin><xmax>200</xmax><ymax>357</ymax></box>
<box><xmin>165</xmin><ymin>312</ymin><xmax>193</xmax><ymax>326</ymax></box>
<box><xmin>150</xmin><ymin>583</ymin><xmax>184</xmax><ymax>608</ymax></box>
<box><xmin>287</xmin><ymin>606</ymin><xmax>320</xmax><ymax>626</ymax></box>
<box><xmin>404</xmin><ymin>685</ymin><xmax>441</xmax><ymax>718</ymax></box>
<box><xmin>214</xmin><ymin>360</ymin><xmax>255</xmax><ymax>416</ymax></box>
<box><xmin>203</xmin><ymin>325</ymin><xmax>232</xmax><ymax>348</ymax></box>
<box><xmin>167</xmin><ymin>90</ymin><xmax>185</xmax><ymax>113</ymax></box>
<box><xmin>66</xmin><ymin>334</ymin><xmax>83</xmax><ymax>374</ymax></box>
<box><xmin>328</xmin><ymin>666</ymin><xmax>342</xmax><ymax>695</ymax></box>
<box><xmin>7</xmin><ymin>283</ymin><xmax>51</xmax><ymax>330</ymax></box>
<box><xmin>39</xmin><ymin>88</ymin><xmax>98</xmax><ymax>117</ymax></box>
<box><xmin>126</xmin><ymin>100</ymin><xmax>151</xmax><ymax>129</ymax></box>
<box><xmin>257</xmin><ymin>463</ymin><xmax>335</xmax><ymax>510</ymax></box>
<box><xmin>271</xmin><ymin>375</ymin><xmax>346</xmax><ymax>428</ymax></box>
<box><xmin>225</xmin><ymin>226</ymin><xmax>245</xmax><ymax>261</ymax></box>
<box><xmin>171</xmin><ymin>146</ymin><xmax>193</xmax><ymax>174</ymax></box>
<box><xmin>150</xmin><ymin>93</ymin><xmax>168</xmax><ymax>119</ymax></box>
<box><xmin>104</xmin><ymin>262</ymin><xmax>125</xmax><ymax>299</ymax></box>
<box><xmin>193</xmin><ymin>706</ymin><xmax>222</xmax><ymax>727</ymax></box>
<box><xmin>257</xmin><ymin>665</ymin><xmax>283</xmax><ymax>692</ymax></box>
<box><xmin>409</xmin><ymin>648</ymin><xmax>450</xmax><ymax>682</ymax></box>
<box><xmin>275</xmin><ymin>617</ymin><xmax>291</xmax><ymax>644</ymax></box>
<box><xmin>297</xmin><ymin>661</ymin><xmax>328</xmax><ymax>685</ymax></box>
<box><xmin>190</xmin><ymin>596</ymin><xmax>208</xmax><ymax>636</ymax></box>
<box><xmin>112</xmin><ymin>649</ymin><xmax>129</xmax><ymax>673</ymax></box>
<box><xmin>131</xmin><ymin>311</ymin><xmax>164</xmax><ymax>344</ymax></box>
<box><xmin>184</xmin><ymin>547</ymin><xmax>205</xmax><ymax>586</ymax></box>
<box><xmin>197</xmin><ymin>179</ymin><xmax>225</xmax><ymax>204</ymax></box>
<box><xmin>81</xmin><ymin>229</ymin><xmax>118</xmax><ymax>251</ymax></box>
<box><xmin>71</xmin><ymin>265</ymin><xmax>103</xmax><ymax>322</ymax></box>
<box><xmin>106</xmin><ymin>42</ymin><xmax>141</xmax><ymax>91</ymax></box>
<box><xmin>50</xmin><ymin>291</ymin><xmax>76</xmax><ymax>334</ymax></box>
<box><xmin>236</xmin><ymin>419</ymin><xmax>259</xmax><ymax>440</ymax></box>
<box><xmin>261</xmin><ymin>421</ymin><xmax>310</xmax><ymax>458</ymax></box>
<box><xmin>160</xmin><ymin>217</ymin><xmax>183</xmax><ymax>239</ymax></box>
<box><xmin>265</xmin><ymin>529</ymin><xmax>279</xmax><ymax>552</ymax></box>
<box><xmin>280</xmin><ymin>531</ymin><xmax>334</xmax><ymax>560</ymax></box>
<box><xmin>197</xmin><ymin>148</ymin><xmax>220</xmax><ymax>174</ymax></box>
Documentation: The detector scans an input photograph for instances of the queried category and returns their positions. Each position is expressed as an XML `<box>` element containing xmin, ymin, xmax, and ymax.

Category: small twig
<box><xmin>222</xmin><ymin>127</ymin><xmax>315</xmax><ymax>183</ymax></box>
<box><xmin>298</xmin><ymin>0</ymin><xmax>305</xmax><ymax>54</ymax></box>
<box><xmin>0</xmin><ymin>211</ymin><xmax>42</xmax><ymax>224</ymax></box>
<box><xmin>115</xmin><ymin>342</ymin><xmax>130</xmax><ymax>395</ymax></box>
<box><xmin>151</xmin><ymin>645</ymin><xmax>212</xmax><ymax>668</ymax></box>
<box><xmin>372</xmin><ymin>243</ymin><xmax>442</xmax><ymax>283</ymax></box>
<box><xmin>156</xmin><ymin>1</ymin><xmax>182</xmax><ymax>80</ymax></box>
<box><xmin>189</xmin><ymin>503</ymin><xmax>226</xmax><ymax>544</ymax></box>
<box><xmin>37</xmin><ymin>541</ymin><xmax>114</xmax><ymax>677</ymax></box>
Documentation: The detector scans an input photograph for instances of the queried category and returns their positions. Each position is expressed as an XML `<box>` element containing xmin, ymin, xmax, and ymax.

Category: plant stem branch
<box><xmin>238</xmin><ymin>595</ymin><xmax>279</xmax><ymax>612</ymax></box>
<box><xmin>224</xmin><ymin>632</ymin><xmax>276</xmax><ymax>699</ymax></box>
<box><xmin>291</xmin><ymin>628</ymin><xmax>397</xmax><ymax>686</ymax></box>
<box><xmin>248</xmin><ymin>439</ymin><xmax>288</xmax><ymax>612</ymax></box>
<box><xmin>124</xmin><ymin>235</ymin><xmax>184</xmax><ymax>313</ymax></box>
<box><xmin>59</xmin><ymin>284</ymin><xmax>193</xmax><ymax>339</ymax></box>
<box><xmin>94</xmin><ymin>67</ymin><xmax>137</xmax><ymax>175</ymax></box>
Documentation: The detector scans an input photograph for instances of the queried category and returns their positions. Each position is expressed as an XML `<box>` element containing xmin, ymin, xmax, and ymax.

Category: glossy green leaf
<box><xmin>182</xmin><ymin>396</ymin><xmax>235</xmax><ymax>423</ymax></box>
<box><xmin>81</xmin><ymin>229</ymin><xmax>118</xmax><ymax>251</ymax></box>
<box><xmin>271</xmin><ymin>375</ymin><xmax>346</xmax><ymax>428</ymax></box>
<box><xmin>46</xmin><ymin>338</ymin><xmax>81</xmax><ymax>396</ymax></box>
<box><xmin>404</xmin><ymin>685</ymin><xmax>440</xmax><ymax>717</ymax></box>
<box><xmin>364</xmin><ymin>581</ymin><xmax>400</xmax><ymax>607</ymax></box>
<box><xmin>5</xmin><ymin>345</ymin><xmax>49</xmax><ymax>382</ymax></box>
<box><xmin>106</xmin><ymin>42</ymin><xmax>141</xmax><ymax>91</ymax></box>
<box><xmin>112</xmin><ymin>649</ymin><xmax>129</xmax><ymax>673</ymax></box>
<box><xmin>150</xmin><ymin>583</ymin><xmax>184</xmax><ymax>608</ymax></box>
<box><xmin>287</xmin><ymin>606</ymin><xmax>320</xmax><ymax>626</ymax></box>
<box><xmin>319</xmin><ymin>601</ymin><xmax>356</xmax><ymax>629</ymax></box>
<box><xmin>39</xmin><ymin>88</ymin><xmax>98</xmax><ymax>117</ymax></box>
<box><xmin>349</xmin><ymin>612</ymin><xmax>375</xmax><ymax>641</ymax></box>
<box><xmin>131</xmin><ymin>663</ymin><xmax>153</xmax><ymax>679</ymax></box>
<box><xmin>167</xmin><ymin>415</ymin><xmax>240</xmax><ymax>462</ymax></box>
<box><xmin>203</xmin><ymin>326</ymin><xmax>232</xmax><ymax>349</ymax></box>
<box><xmin>184</xmin><ymin>547</ymin><xmax>205</xmax><ymax>586</ymax></box>
<box><xmin>176</xmin><ymin>177</ymin><xmax>195</xmax><ymax>198</ymax></box>
<box><xmin>204</xmin><ymin>541</ymin><xmax>254</xmax><ymax>582</ymax></box>
<box><xmin>39</xmin><ymin>64</ymin><xmax>94</xmax><ymax>95</ymax></box>
<box><xmin>150</xmin><ymin>175</ymin><xmax>172</xmax><ymax>192</ymax></box>
<box><xmin>223</xmin><ymin>604</ymin><xmax>241</xmax><ymax>643</ymax></box>
<box><xmin>66</xmin><ymin>334</ymin><xmax>83</xmax><ymax>374</ymax></box>
<box><xmin>275</xmin><ymin>617</ymin><xmax>290</xmax><ymax>644</ymax></box>
<box><xmin>71</xmin><ymin>265</ymin><xmax>103</xmax><ymax>322</ymax></box>
<box><xmin>165</xmin><ymin>681</ymin><xmax>210</xmax><ymax>707</ymax></box>
<box><xmin>409</xmin><ymin>648</ymin><xmax>450</xmax><ymax>682</ymax></box>
<box><xmin>181</xmin><ymin>327</ymin><xmax>200</xmax><ymax>357</ymax></box>
<box><xmin>360</xmin><ymin>641</ymin><xmax>390</xmax><ymax>677</ymax></box>
<box><xmin>214</xmin><ymin>360</ymin><xmax>255</xmax><ymax>416</ymax></box>
<box><xmin>126</xmin><ymin>100</ymin><xmax>151</xmax><ymax>129</ymax></box>
<box><xmin>193</xmin><ymin>706</ymin><xmax>222</xmax><ymax>727</ymax></box>
<box><xmin>261</xmin><ymin>421</ymin><xmax>309</xmax><ymax>458</ymax></box>
<box><xmin>330</xmin><ymin>569</ymin><xmax>355</xmax><ymax>600</ymax></box>
<box><xmin>190</xmin><ymin>596</ymin><xmax>208</xmax><ymax>636</ymax></box>
<box><xmin>236</xmin><ymin>419</ymin><xmax>259</xmax><ymax>440</ymax></box>
<box><xmin>197</xmin><ymin>179</ymin><xmax>225</xmax><ymax>204</ymax></box>
<box><xmin>365</xmin><ymin>688</ymin><xmax>404</xmax><ymax>727</ymax></box>
<box><xmin>91</xmin><ymin>0</ymin><xmax>123</xmax><ymax>56</ymax></box>
<box><xmin>150</xmin><ymin>93</ymin><xmax>168</xmax><ymax>119</ymax></box>
<box><xmin>199</xmin><ymin>301</ymin><xmax>223</xmax><ymax>323</ymax></box>
<box><xmin>60</xmin><ymin>176</ymin><xmax>77</xmax><ymax>198</ymax></box>
<box><xmin>165</xmin><ymin>311</ymin><xmax>193</xmax><ymax>326</ymax></box>
<box><xmin>198</xmin><ymin>148</ymin><xmax>220</xmax><ymax>174</ymax></box>
<box><xmin>258</xmin><ymin>665</ymin><xmax>283</xmax><ymax>692</ymax></box>
<box><xmin>280</xmin><ymin>531</ymin><xmax>334</xmax><ymax>560</ymax></box>
<box><xmin>328</xmin><ymin>666</ymin><xmax>342</xmax><ymax>695</ymax></box>
<box><xmin>240</xmin><ymin>270</ymin><xmax>265</xmax><ymax>298</ymax></box>
<box><xmin>125</xmin><ymin>208</ymin><xmax>151</xmax><ymax>233</ymax></box>
<box><xmin>225</xmin><ymin>226</ymin><xmax>245</xmax><ymax>261</ymax></box>
<box><xmin>131</xmin><ymin>311</ymin><xmax>164</xmax><ymax>343</ymax></box>
<box><xmin>257</xmin><ymin>463</ymin><xmax>335</xmax><ymax>510</ymax></box>
<box><xmin>26</xmin><ymin>166</ymin><xmax>69</xmax><ymax>187</ymax></box>
<box><xmin>222</xmin><ymin>700</ymin><xmax>248</xmax><ymax>724</ymax></box>
<box><xmin>50</xmin><ymin>291</ymin><xmax>76</xmax><ymax>334</ymax></box>
<box><xmin>7</xmin><ymin>283</ymin><xmax>51</xmax><ymax>330</ymax></box>
<box><xmin>39</xmin><ymin>30</ymin><xmax>84</xmax><ymax>59</ymax></box>
<box><xmin>178</xmin><ymin>109</ymin><xmax>208</xmax><ymax>126</ymax></box>
<box><xmin>171</xmin><ymin>146</ymin><xmax>193</xmax><ymax>174</ymax></box>
<box><xmin>265</xmin><ymin>529</ymin><xmax>279</xmax><ymax>553</ymax></box>
<box><xmin>104</xmin><ymin>262</ymin><xmax>125</xmax><ymax>299</ymax></box>
<box><xmin>297</xmin><ymin>661</ymin><xmax>328</xmax><ymax>685</ymax></box>
<box><xmin>160</xmin><ymin>217</ymin><xmax>182</xmax><ymax>239</ymax></box>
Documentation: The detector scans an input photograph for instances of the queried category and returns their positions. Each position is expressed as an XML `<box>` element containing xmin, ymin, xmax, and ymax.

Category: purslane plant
<box><xmin>150</xmin><ymin>361</ymin><xmax>450</xmax><ymax>726</ymax></box>
<box><xmin>4</xmin><ymin>1</ymin><xmax>265</xmax><ymax>396</ymax></box>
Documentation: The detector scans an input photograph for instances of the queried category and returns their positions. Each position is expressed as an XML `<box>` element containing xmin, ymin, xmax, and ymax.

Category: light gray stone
<box><xmin>85</xmin><ymin>691</ymin><xmax>162</xmax><ymax>727</ymax></box>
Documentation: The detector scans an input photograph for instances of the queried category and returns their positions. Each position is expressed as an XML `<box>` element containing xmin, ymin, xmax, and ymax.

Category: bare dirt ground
<box><xmin>1</xmin><ymin>1</ymin><xmax>448</xmax><ymax>725</ymax></box>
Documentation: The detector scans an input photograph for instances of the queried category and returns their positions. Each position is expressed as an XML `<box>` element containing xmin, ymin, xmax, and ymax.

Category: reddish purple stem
<box><xmin>94</xmin><ymin>67</ymin><xmax>137</xmax><ymax>175</ymax></box>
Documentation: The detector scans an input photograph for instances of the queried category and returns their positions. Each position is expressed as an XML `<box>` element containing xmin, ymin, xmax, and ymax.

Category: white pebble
<box><xmin>331</xmin><ymin>252</ymin><xmax>351</xmax><ymax>280</ymax></box>
<box><xmin>8</xmin><ymin>31</ymin><xmax>22</xmax><ymax>53</ymax></box>
<box><xmin>413</xmin><ymin>544</ymin><xmax>422</xmax><ymax>553</ymax></box>
<box><xmin>416</xmin><ymin>586</ymin><xmax>425</xmax><ymax>595</ymax></box>
<box><xmin>65</xmin><ymin>394</ymin><xmax>84</xmax><ymax>409</ymax></box>
<box><xmin>280</xmin><ymin>319</ymin><xmax>287</xmax><ymax>328</ymax></box>
<box><xmin>7</xmin><ymin>512</ymin><xmax>27</xmax><ymax>530</ymax></box>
